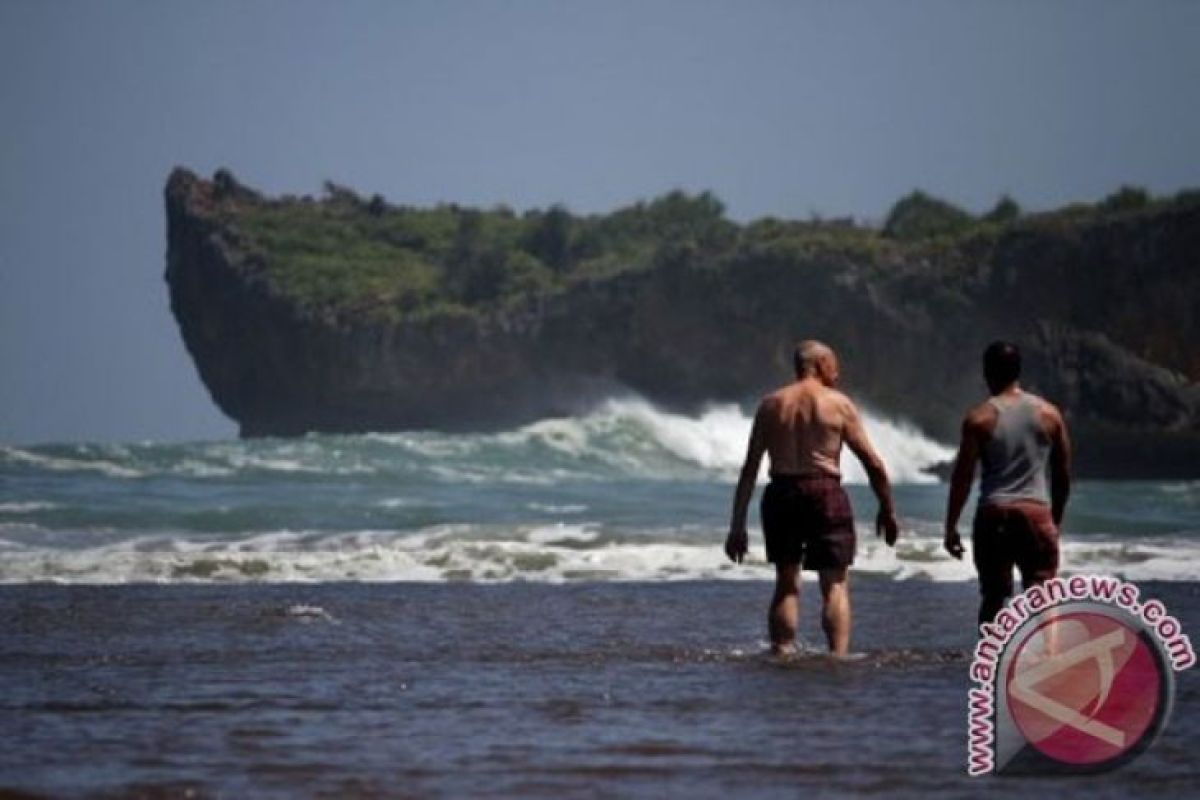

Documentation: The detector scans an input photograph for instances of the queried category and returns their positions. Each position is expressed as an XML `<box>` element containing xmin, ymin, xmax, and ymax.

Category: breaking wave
<box><xmin>1</xmin><ymin>522</ymin><xmax>1195</xmax><ymax>585</ymax></box>
<box><xmin>2</xmin><ymin>395</ymin><xmax>1195</xmax><ymax>584</ymax></box>
<box><xmin>0</xmin><ymin>398</ymin><xmax>950</xmax><ymax>485</ymax></box>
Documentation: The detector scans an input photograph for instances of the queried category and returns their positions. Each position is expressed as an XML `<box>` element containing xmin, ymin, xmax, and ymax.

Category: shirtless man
<box><xmin>724</xmin><ymin>340</ymin><xmax>899</xmax><ymax>656</ymax></box>
<box><xmin>943</xmin><ymin>341</ymin><xmax>1072</xmax><ymax>628</ymax></box>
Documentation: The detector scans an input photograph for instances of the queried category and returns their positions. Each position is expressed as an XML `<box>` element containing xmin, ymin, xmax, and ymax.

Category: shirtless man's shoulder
<box><xmin>757</xmin><ymin>385</ymin><xmax>798</xmax><ymax>415</ymax></box>
<box><xmin>823</xmin><ymin>386</ymin><xmax>854</xmax><ymax>409</ymax></box>
<box><xmin>758</xmin><ymin>383</ymin><xmax>853</xmax><ymax>416</ymax></box>
<box><xmin>765</xmin><ymin>380</ymin><xmax>851</xmax><ymax>403</ymax></box>
<box><xmin>757</xmin><ymin>385</ymin><xmax>860</xmax><ymax>447</ymax></box>
<box><xmin>812</xmin><ymin>384</ymin><xmax>856</xmax><ymax>419</ymax></box>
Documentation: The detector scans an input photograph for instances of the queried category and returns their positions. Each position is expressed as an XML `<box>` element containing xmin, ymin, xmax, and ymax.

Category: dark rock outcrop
<box><xmin>165</xmin><ymin>168</ymin><xmax>1200</xmax><ymax>478</ymax></box>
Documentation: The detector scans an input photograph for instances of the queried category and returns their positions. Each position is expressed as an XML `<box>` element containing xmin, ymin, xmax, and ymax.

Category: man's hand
<box><xmin>875</xmin><ymin>508</ymin><xmax>899</xmax><ymax>547</ymax></box>
<box><xmin>943</xmin><ymin>528</ymin><xmax>965</xmax><ymax>560</ymax></box>
<box><xmin>724</xmin><ymin>527</ymin><xmax>749</xmax><ymax>564</ymax></box>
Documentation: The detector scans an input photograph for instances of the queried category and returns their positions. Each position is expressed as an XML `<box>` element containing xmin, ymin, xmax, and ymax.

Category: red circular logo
<box><xmin>1005</xmin><ymin>611</ymin><xmax>1162</xmax><ymax>766</ymax></box>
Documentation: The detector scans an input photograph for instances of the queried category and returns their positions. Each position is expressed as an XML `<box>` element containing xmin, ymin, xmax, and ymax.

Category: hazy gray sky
<box><xmin>2</xmin><ymin>0</ymin><xmax>1198</xmax><ymax>443</ymax></box>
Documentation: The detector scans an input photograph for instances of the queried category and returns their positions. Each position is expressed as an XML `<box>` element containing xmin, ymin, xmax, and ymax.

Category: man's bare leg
<box><xmin>1021</xmin><ymin>575</ymin><xmax>1060</xmax><ymax>655</ymax></box>
<box><xmin>978</xmin><ymin>591</ymin><xmax>1007</xmax><ymax>629</ymax></box>
<box><xmin>818</xmin><ymin>567</ymin><xmax>851</xmax><ymax>656</ymax></box>
<box><xmin>768</xmin><ymin>563</ymin><xmax>801</xmax><ymax>655</ymax></box>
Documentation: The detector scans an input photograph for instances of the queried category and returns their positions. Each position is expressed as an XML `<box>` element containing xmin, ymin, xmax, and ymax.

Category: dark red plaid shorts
<box><xmin>760</xmin><ymin>473</ymin><xmax>856</xmax><ymax>570</ymax></box>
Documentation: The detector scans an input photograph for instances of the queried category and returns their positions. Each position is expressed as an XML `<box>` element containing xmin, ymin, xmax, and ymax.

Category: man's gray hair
<box><xmin>793</xmin><ymin>339</ymin><xmax>834</xmax><ymax>376</ymax></box>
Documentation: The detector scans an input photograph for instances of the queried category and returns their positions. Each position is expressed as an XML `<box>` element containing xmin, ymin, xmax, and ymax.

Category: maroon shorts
<box><xmin>972</xmin><ymin>500</ymin><xmax>1059</xmax><ymax>597</ymax></box>
<box><xmin>760</xmin><ymin>474</ymin><xmax>856</xmax><ymax>570</ymax></box>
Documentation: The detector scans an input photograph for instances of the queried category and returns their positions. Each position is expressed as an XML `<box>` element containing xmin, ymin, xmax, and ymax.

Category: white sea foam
<box><xmin>527</xmin><ymin>502</ymin><xmax>589</xmax><ymax>515</ymax></box>
<box><xmin>1158</xmin><ymin>481</ymin><xmax>1200</xmax><ymax>499</ymax></box>
<box><xmin>0</xmin><ymin>501</ymin><xmax>59</xmax><ymax>513</ymax></box>
<box><xmin>284</xmin><ymin>604</ymin><xmax>338</xmax><ymax>624</ymax></box>
<box><xmin>1</xmin><ymin>524</ymin><xmax>1195</xmax><ymax>585</ymax></box>
<box><xmin>503</xmin><ymin>397</ymin><xmax>952</xmax><ymax>483</ymax></box>
<box><xmin>376</xmin><ymin>497</ymin><xmax>439</xmax><ymax>509</ymax></box>
<box><xmin>170</xmin><ymin>459</ymin><xmax>236</xmax><ymax>478</ymax></box>
<box><xmin>551</xmin><ymin>399</ymin><xmax>752</xmax><ymax>471</ymax></box>
<box><xmin>1</xmin><ymin>393</ymin><xmax>951</xmax><ymax>485</ymax></box>
<box><xmin>222</xmin><ymin>452</ymin><xmax>369</xmax><ymax>475</ymax></box>
<box><xmin>525</xmin><ymin>523</ymin><xmax>601</xmax><ymax>545</ymax></box>
<box><xmin>0</xmin><ymin>446</ymin><xmax>143</xmax><ymax>478</ymax></box>
<box><xmin>838</xmin><ymin>412</ymin><xmax>954</xmax><ymax>484</ymax></box>
<box><xmin>3</xmin><ymin>398</ymin><xmax>1192</xmax><ymax>587</ymax></box>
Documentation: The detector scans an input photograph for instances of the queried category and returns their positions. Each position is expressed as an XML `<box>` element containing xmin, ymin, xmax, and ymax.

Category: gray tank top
<box><xmin>978</xmin><ymin>392</ymin><xmax>1051</xmax><ymax>506</ymax></box>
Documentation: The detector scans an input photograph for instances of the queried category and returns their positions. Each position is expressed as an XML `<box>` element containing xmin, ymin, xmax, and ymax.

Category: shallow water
<box><xmin>2</xmin><ymin>580</ymin><xmax>1196</xmax><ymax>797</ymax></box>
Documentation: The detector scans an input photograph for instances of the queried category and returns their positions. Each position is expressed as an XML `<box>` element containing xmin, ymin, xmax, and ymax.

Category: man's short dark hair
<box><xmin>983</xmin><ymin>341</ymin><xmax>1021</xmax><ymax>388</ymax></box>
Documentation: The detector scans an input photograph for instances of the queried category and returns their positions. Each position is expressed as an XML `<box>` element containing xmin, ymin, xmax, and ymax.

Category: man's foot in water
<box><xmin>770</xmin><ymin>641</ymin><xmax>798</xmax><ymax>656</ymax></box>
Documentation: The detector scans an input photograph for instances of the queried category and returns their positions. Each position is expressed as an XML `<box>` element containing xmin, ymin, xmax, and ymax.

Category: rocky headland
<box><xmin>165</xmin><ymin>168</ymin><xmax>1200</xmax><ymax>477</ymax></box>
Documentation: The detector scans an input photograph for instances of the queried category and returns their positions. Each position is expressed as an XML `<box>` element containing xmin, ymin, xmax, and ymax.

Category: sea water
<box><xmin>2</xmin><ymin>397</ymin><xmax>1198</xmax><ymax>796</ymax></box>
<box><xmin>1</xmin><ymin>396</ymin><xmax>1197</xmax><ymax>585</ymax></box>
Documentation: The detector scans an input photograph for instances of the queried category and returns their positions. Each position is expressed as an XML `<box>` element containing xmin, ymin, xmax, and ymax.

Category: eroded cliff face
<box><xmin>165</xmin><ymin>167</ymin><xmax>1200</xmax><ymax>477</ymax></box>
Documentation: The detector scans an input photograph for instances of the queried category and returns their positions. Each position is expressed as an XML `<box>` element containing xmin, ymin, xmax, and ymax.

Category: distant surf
<box><xmin>1</xmin><ymin>396</ymin><xmax>1197</xmax><ymax>584</ymax></box>
<box><xmin>0</xmin><ymin>398</ymin><xmax>950</xmax><ymax>484</ymax></box>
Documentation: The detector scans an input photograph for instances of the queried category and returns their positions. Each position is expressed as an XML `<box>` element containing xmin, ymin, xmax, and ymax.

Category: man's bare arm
<box><xmin>725</xmin><ymin>404</ymin><xmax>768</xmax><ymax>563</ymax></box>
<box><xmin>943</xmin><ymin>414</ymin><xmax>981</xmax><ymax>559</ymax></box>
<box><xmin>842</xmin><ymin>400</ymin><xmax>899</xmax><ymax>546</ymax></box>
<box><xmin>1048</xmin><ymin>408</ymin><xmax>1072</xmax><ymax>527</ymax></box>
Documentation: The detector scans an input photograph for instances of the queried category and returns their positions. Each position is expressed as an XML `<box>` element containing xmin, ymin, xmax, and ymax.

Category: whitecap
<box><xmin>525</xmin><ymin>523</ymin><xmax>600</xmax><ymax>545</ymax></box>
<box><xmin>284</xmin><ymin>604</ymin><xmax>338</xmax><ymax>623</ymax></box>
<box><xmin>0</xmin><ymin>501</ymin><xmax>59</xmax><ymax>513</ymax></box>
<box><xmin>0</xmin><ymin>446</ymin><xmax>143</xmax><ymax>478</ymax></box>
<box><xmin>527</xmin><ymin>502</ymin><xmax>589</xmax><ymax>514</ymax></box>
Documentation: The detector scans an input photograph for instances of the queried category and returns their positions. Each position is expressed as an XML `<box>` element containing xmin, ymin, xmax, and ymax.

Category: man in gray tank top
<box><xmin>943</xmin><ymin>341</ymin><xmax>1073</xmax><ymax>627</ymax></box>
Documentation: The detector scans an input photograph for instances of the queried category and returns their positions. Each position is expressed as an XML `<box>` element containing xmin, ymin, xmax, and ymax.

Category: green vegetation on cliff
<box><xmin>167</xmin><ymin>168</ymin><xmax>1200</xmax><ymax>473</ymax></box>
<box><xmin>208</xmin><ymin>171</ymin><xmax>1198</xmax><ymax>323</ymax></box>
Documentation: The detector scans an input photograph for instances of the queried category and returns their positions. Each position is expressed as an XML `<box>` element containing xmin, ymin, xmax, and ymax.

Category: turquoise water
<box><xmin>1</xmin><ymin>399</ymin><xmax>1197</xmax><ymax>583</ymax></box>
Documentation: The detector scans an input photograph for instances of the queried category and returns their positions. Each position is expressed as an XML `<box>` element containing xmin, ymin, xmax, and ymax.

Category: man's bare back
<box><xmin>723</xmin><ymin>340</ymin><xmax>899</xmax><ymax>656</ymax></box>
<box><xmin>756</xmin><ymin>381</ymin><xmax>865</xmax><ymax>479</ymax></box>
